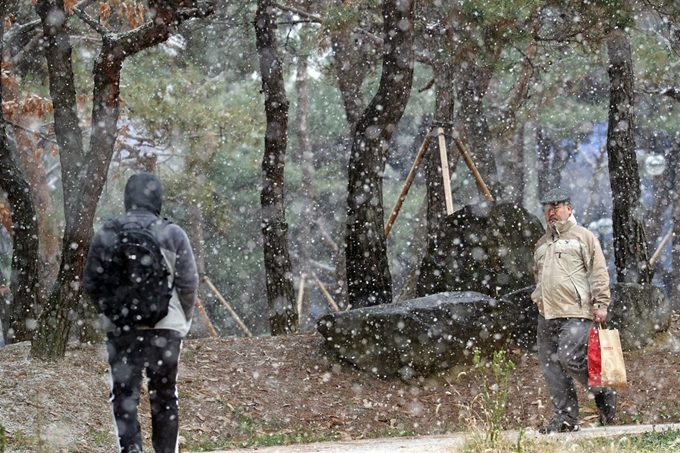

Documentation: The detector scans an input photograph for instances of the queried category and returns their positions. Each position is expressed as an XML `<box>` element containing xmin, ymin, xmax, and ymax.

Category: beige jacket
<box><xmin>531</xmin><ymin>214</ymin><xmax>610</xmax><ymax>319</ymax></box>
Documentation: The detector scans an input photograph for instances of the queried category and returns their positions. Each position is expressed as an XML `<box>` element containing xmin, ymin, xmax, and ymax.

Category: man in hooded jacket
<box><xmin>83</xmin><ymin>172</ymin><xmax>199</xmax><ymax>453</ymax></box>
<box><xmin>531</xmin><ymin>187</ymin><xmax>616</xmax><ymax>434</ymax></box>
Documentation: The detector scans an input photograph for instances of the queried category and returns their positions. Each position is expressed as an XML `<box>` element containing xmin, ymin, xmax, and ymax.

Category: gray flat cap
<box><xmin>540</xmin><ymin>187</ymin><xmax>571</xmax><ymax>204</ymax></box>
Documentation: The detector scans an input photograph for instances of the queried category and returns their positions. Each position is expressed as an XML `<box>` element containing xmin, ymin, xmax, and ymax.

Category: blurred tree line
<box><xmin>0</xmin><ymin>0</ymin><xmax>679</xmax><ymax>359</ymax></box>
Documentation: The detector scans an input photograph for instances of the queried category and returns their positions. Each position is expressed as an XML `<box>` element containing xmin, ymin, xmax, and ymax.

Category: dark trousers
<box><xmin>537</xmin><ymin>315</ymin><xmax>612</xmax><ymax>421</ymax></box>
<box><xmin>106</xmin><ymin>329</ymin><xmax>183</xmax><ymax>453</ymax></box>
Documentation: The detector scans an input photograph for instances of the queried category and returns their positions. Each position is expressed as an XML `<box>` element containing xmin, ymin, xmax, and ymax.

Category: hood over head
<box><xmin>124</xmin><ymin>172</ymin><xmax>162</xmax><ymax>215</ymax></box>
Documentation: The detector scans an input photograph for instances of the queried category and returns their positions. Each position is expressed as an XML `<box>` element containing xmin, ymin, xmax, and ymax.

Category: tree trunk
<box><xmin>345</xmin><ymin>0</ymin><xmax>414</xmax><ymax>309</ymax></box>
<box><xmin>643</xmin><ymin>132</ymin><xmax>673</xmax><ymax>263</ymax></box>
<box><xmin>0</xmin><ymin>8</ymin><xmax>43</xmax><ymax>344</ymax></box>
<box><xmin>605</xmin><ymin>30</ymin><xmax>651</xmax><ymax>284</ymax></box>
<box><xmin>185</xmin><ymin>203</ymin><xmax>214</xmax><ymax>337</ymax></box>
<box><xmin>671</xmin><ymin>136</ymin><xmax>680</xmax><ymax>308</ymax></box>
<box><xmin>498</xmin><ymin>18</ymin><xmax>538</xmax><ymax>205</ymax></box>
<box><xmin>255</xmin><ymin>0</ymin><xmax>298</xmax><ymax>335</ymax></box>
<box><xmin>394</xmin><ymin>194</ymin><xmax>427</xmax><ymax>302</ymax></box>
<box><xmin>504</xmin><ymin>122</ymin><xmax>525</xmax><ymax>204</ymax></box>
<box><xmin>581</xmin><ymin>147</ymin><xmax>607</xmax><ymax>226</ymax></box>
<box><xmin>295</xmin><ymin>54</ymin><xmax>316</xmax><ymax>331</ymax></box>
<box><xmin>329</xmin><ymin>6</ymin><xmax>372</xmax><ymax>310</ymax></box>
<box><xmin>536</xmin><ymin>128</ymin><xmax>574</xmax><ymax>197</ymax></box>
<box><xmin>0</xmin><ymin>121</ymin><xmax>42</xmax><ymax>344</ymax></box>
<box><xmin>536</xmin><ymin>128</ymin><xmax>553</xmax><ymax>198</ymax></box>
<box><xmin>330</xmin><ymin>0</ymin><xmax>369</xmax><ymax>127</ymax></box>
<box><xmin>456</xmin><ymin>62</ymin><xmax>500</xmax><ymax>200</ymax></box>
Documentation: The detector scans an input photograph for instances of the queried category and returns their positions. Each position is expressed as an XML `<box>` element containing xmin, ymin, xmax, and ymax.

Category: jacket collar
<box><xmin>548</xmin><ymin>213</ymin><xmax>577</xmax><ymax>237</ymax></box>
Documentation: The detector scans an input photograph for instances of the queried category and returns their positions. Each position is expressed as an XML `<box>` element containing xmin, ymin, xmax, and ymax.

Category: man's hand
<box><xmin>593</xmin><ymin>308</ymin><xmax>608</xmax><ymax>324</ymax></box>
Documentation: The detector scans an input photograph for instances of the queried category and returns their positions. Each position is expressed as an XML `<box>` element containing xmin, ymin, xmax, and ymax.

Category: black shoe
<box><xmin>126</xmin><ymin>445</ymin><xmax>142</xmax><ymax>453</ymax></box>
<box><xmin>595</xmin><ymin>390</ymin><xmax>617</xmax><ymax>425</ymax></box>
<box><xmin>539</xmin><ymin>415</ymin><xmax>580</xmax><ymax>434</ymax></box>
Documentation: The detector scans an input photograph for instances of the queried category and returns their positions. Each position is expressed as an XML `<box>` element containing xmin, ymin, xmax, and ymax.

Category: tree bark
<box><xmin>0</xmin><ymin>116</ymin><xmax>42</xmax><ymax>345</ymax></box>
<box><xmin>345</xmin><ymin>0</ymin><xmax>414</xmax><ymax>308</ymax></box>
<box><xmin>606</xmin><ymin>30</ymin><xmax>651</xmax><ymax>284</ymax></box>
<box><xmin>329</xmin><ymin>3</ymin><xmax>373</xmax><ymax>310</ymax></box>
<box><xmin>0</xmin><ymin>4</ymin><xmax>43</xmax><ymax>344</ymax></box>
<box><xmin>456</xmin><ymin>61</ymin><xmax>500</xmax><ymax>201</ymax></box>
<box><xmin>255</xmin><ymin>0</ymin><xmax>298</xmax><ymax>335</ymax></box>
<box><xmin>497</xmin><ymin>17</ymin><xmax>539</xmax><ymax>205</ymax></box>
<box><xmin>329</xmin><ymin>0</ymin><xmax>370</xmax><ymax>126</ymax></box>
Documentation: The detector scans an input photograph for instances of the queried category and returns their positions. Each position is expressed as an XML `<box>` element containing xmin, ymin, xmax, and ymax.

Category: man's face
<box><xmin>543</xmin><ymin>202</ymin><xmax>572</xmax><ymax>226</ymax></box>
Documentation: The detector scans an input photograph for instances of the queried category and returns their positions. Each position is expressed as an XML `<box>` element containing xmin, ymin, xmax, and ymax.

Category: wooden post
<box><xmin>311</xmin><ymin>272</ymin><xmax>339</xmax><ymax>312</ymax></box>
<box><xmin>204</xmin><ymin>276</ymin><xmax>253</xmax><ymax>337</ymax></box>
<box><xmin>296</xmin><ymin>272</ymin><xmax>306</xmax><ymax>317</ymax></box>
<box><xmin>451</xmin><ymin>130</ymin><xmax>494</xmax><ymax>202</ymax></box>
<box><xmin>195</xmin><ymin>298</ymin><xmax>219</xmax><ymax>337</ymax></box>
<box><xmin>438</xmin><ymin>127</ymin><xmax>454</xmax><ymax>215</ymax></box>
<box><xmin>650</xmin><ymin>229</ymin><xmax>673</xmax><ymax>267</ymax></box>
<box><xmin>384</xmin><ymin>129</ymin><xmax>432</xmax><ymax>237</ymax></box>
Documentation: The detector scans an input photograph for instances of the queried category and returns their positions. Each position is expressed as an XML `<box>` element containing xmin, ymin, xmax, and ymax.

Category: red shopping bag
<box><xmin>588</xmin><ymin>326</ymin><xmax>628</xmax><ymax>388</ymax></box>
<box><xmin>587</xmin><ymin>327</ymin><xmax>602</xmax><ymax>387</ymax></box>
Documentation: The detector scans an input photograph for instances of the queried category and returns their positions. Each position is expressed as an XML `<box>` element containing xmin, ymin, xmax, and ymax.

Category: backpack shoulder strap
<box><xmin>146</xmin><ymin>217</ymin><xmax>171</xmax><ymax>238</ymax></box>
<box><xmin>103</xmin><ymin>218</ymin><xmax>122</xmax><ymax>231</ymax></box>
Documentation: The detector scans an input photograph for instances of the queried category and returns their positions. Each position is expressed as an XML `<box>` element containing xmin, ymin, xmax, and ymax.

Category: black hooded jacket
<box><xmin>83</xmin><ymin>173</ymin><xmax>199</xmax><ymax>335</ymax></box>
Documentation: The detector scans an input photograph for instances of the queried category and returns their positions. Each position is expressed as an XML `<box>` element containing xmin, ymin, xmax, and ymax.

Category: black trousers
<box><xmin>106</xmin><ymin>329</ymin><xmax>183</xmax><ymax>453</ymax></box>
<box><xmin>537</xmin><ymin>315</ymin><xmax>612</xmax><ymax>421</ymax></box>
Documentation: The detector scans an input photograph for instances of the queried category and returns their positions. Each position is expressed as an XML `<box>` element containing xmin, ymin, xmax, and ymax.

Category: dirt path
<box><xmin>194</xmin><ymin>423</ymin><xmax>680</xmax><ymax>453</ymax></box>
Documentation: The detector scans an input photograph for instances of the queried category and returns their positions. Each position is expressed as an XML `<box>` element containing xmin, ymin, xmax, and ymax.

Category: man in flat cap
<box><xmin>531</xmin><ymin>187</ymin><xmax>616</xmax><ymax>433</ymax></box>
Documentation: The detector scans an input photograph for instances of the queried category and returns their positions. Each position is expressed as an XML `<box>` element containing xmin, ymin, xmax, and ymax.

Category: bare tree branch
<box><xmin>272</xmin><ymin>1</ymin><xmax>321</xmax><ymax>23</ymax></box>
<box><xmin>73</xmin><ymin>0</ymin><xmax>110</xmax><ymax>36</ymax></box>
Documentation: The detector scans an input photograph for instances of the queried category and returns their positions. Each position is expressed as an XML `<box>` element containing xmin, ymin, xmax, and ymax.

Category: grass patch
<box><xmin>4</xmin><ymin>429</ymin><xmax>35</xmax><ymax>451</ymax></box>
<box><xmin>461</xmin><ymin>428</ymin><xmax>680</xmax><ymax>452</ymax></box>
<box><xmin>183</xmin><ymin>428</ymin><xmax>342</xmax><ymax>451</ymax></box>
<box><xmin>182</xmin><ymin>406</ymin><xmax>344</xmax><ymax>451</ymax></box>
<box><xmin>85</xmin><ymin>426</ymin><xmax>115</xmax><ymax>446</ymax></box>
<box><xmin>586</xmin><ymin>429</ymin><xmax>680</xmax><ymax>452</ymax></box>
<box><xmin>361</xmin><ymin>427</ymin><xmax>418</xmax><ymax>439</ymax></box>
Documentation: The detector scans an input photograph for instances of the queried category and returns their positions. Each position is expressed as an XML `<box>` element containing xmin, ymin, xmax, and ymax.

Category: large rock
<box><xmin>500</xmin><ymin>283</ymin><xmax>672</xmax><ymax>352</ymax></box>
<box><xmin>499</xmin><ymin>286</ymin><xmax>539</xmax><ymax>351</ymax></box>
<box><xmin>417</xmin><ymin>202</ymin><xmax>544</xmax><ymax>298</ymax></box>
<box><xmin>317</xmin><ymin>291</ymin><xmax>515</xmax><ymax>378</ymax></box>
<box><xmin>317</xmin><ymin>284</ymin><xmax>672</xmax><ymax>379</ymax></box>
<box><xmin>608</xmin><ymin>283</ymin><xmax>672</xmax><ymax>350</ymax></box>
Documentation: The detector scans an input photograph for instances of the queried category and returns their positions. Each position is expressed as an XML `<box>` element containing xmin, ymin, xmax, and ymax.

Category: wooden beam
<box><xmin>650</xmin><ymin>229</ymin><xmax>673</xmax><ymax>267</ymax></box>
<box><xmin>195</xmin><ymin>298</ymin><xmax>218</xmax><ymax>337</ymax></box>
<box><xmin>204</xmin><ymin>276</ymin><xmax>253</xmax><ymax>337</ymax></box>
<box><xmin>385</xmin><ymin>129</ymin><xmax>432</xmax><ymax>237</ymax></box>
<box><xmin>451</xmin><ymin>131</ymin><xmax>494</xmax><ymax>202</ymax></box>
<box><xmin>312</xmin><ymin>272</ymin><xmax>339</xmax><ymax>312</ymax></box>
<box><xmin>438</xmin><ymin>127</ymin><xmax>454</xmax><ymax>215</ymax></box>
<box><xmin>296</xmin><ymin>272</ymin><xmax>307</xmax><ymax>317</ymax></box>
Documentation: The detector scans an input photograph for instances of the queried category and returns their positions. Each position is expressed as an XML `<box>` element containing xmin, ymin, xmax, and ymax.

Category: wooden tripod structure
<box><xmin>384</xmin><ymin>125</ymin><xmax>494</xmax><ymax>237</ymax></box>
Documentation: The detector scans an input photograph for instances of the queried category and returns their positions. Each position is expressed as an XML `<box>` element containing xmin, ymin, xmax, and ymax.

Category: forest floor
<box><xmin>0</xmin><ymin>312</ymin><xmax>679</xmax><ymax>453</ymax></box>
